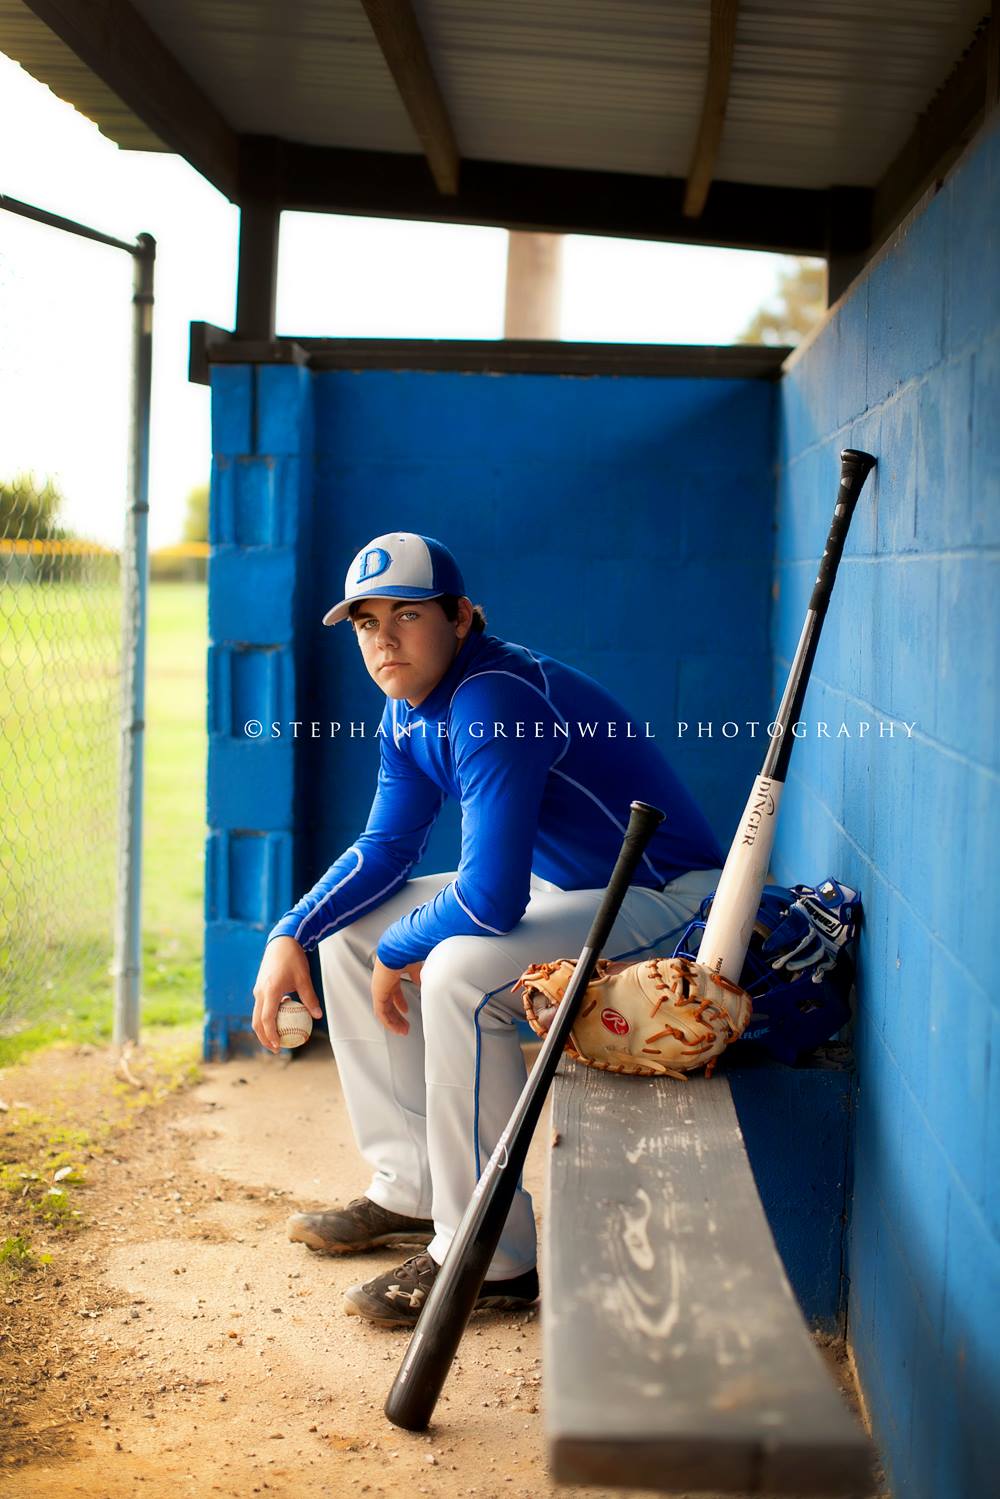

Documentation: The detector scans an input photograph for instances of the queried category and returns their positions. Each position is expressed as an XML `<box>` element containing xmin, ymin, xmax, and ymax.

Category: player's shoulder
<box><xmin>448</xmin><ymin>635</ymin><xmax>557</xmax><ymax>717</ymax></box>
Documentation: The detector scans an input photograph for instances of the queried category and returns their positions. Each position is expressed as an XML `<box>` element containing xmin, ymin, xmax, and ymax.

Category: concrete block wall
<box><xmin>204</xmin><ymin>364</ymin><xmax>314</xmax><ymax>1056</ymax></box>
<box><xmin>204</xmin><ymin>364</ymin><xmax>778</xmax><ymax>1053</ymax></box>
<box><xmin>775</xmin><ymin>112</ymin><xmax>999</xmax><ymax>1499</ymax></box>
<box><xmin>302</xmin><ymin>368</ymin><xmax>778</xmax><ymax>881</ymax></box>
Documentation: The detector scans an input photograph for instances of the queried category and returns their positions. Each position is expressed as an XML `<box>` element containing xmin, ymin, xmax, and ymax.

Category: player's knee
<box><xmin>420</xmin><ymin>934</ymin><xmax>507</xmax><ymax>1002</ymax></box>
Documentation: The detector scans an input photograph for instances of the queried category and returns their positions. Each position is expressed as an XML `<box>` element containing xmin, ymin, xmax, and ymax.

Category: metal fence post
<box><xmin>113</xmin><ymin>232</ymin><xmax>156</xmax><ymax>1045</ymax></box>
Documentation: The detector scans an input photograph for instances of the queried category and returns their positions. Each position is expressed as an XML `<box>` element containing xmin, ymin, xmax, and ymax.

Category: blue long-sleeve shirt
<box><xmin>268</xmin><ymin>632</ymin><xmax>723</xmax><ymax>968</ymax></box>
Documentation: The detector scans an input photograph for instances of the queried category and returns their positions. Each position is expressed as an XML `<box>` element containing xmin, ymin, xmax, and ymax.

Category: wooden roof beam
<box><xmin>683</xmin><ymin>0</ymin><xmax>739</xmax><ymax>219</ymax></box>
<box><xmin>276</xmin><ymin>141</ymin><xmax>833</xmax><ymax>256</ymax></box>
<box><xmin>360</xmin><ymin>0</ymin><xmax>460</xmax><ymax>195</ymax></box>
<box><xmin>22</xmin><ymin>0</ymin><xmax>239</xmax><ymax>199</ymax></box>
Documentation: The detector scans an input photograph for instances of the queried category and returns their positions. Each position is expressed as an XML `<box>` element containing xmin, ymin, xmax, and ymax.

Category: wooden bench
<box><xmin>543</xmin><ymin>1065</ymin><xmax>876</xmax><ymax>1496</ymax></box>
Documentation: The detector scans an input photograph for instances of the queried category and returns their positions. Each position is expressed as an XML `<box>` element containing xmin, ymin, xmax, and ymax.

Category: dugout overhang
<box><xmin>1</xmin><ymin>0</ymin><xmax>997</xmax><ymax>334</ymax></box>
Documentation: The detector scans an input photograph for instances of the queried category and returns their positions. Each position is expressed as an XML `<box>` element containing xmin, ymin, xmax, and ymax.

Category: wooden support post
<box><xmin>236</xmin><ymin>194</ymin><xmax>280</xmax><ymax>341</ymax></box>
<box><xmin>503</xmin><ymin>232</ymin><xmax>563</xmax><ymax>339</ymax></box>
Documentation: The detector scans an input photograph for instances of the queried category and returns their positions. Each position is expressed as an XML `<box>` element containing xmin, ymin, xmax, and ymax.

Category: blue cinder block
<box><xmin>889</xmin><ymin>559</ymin><xmax>939</xmax><ymax>733</ymax></box>
<box><xmin>928</xmin><ymin>946</ymin><xmax>991</xmax><ymax>1214</ymax></box>
<box><xmin>209</xmin><ymin>548</ymin><xmax>297</xmax><ymax>645</ymax></box>
<box><xmin>867</xmin><ymin>559</ymin><xmax>893</xmax><ymax>718</ymax></box>
<box><xmin>940</xmin><ymin>1173</ymin><xmax>1000</xmax><ymax>1497</ymax></box>
<box><xmin>946</xmin><ymin>119</ymin><xmax>1000</xmax><ymax>356</ymax></box>
<box><xmin>771</xmin><ymin>559</ymin><xmax>813</xmax><ymax>662</ymax></box>
<box><xmin>811</xmin><ymin>680</ymin><xmax>848</xmax><ymax>813</ymax></box>
<box><xmin>909</xmin><ymin>740</ymin><xmax>968</xmax><ymax>942</ymax></box>
<box><xmin>908</xmin><ymin>1320</ymin><xmax>965</xmax><ymax>1499</ymax></box>
<box><xmin>893</xmin><ymin>1088</ymin><xmax>949</xmax><ymax>1337</ymax></box>
<box><xmin>210</xmin><ymin>366</ymin><xmax>253</xmax><ymax>455</ymax></box>
<box><xmin>676</xmin><ymin>466</ymin><xmax>775</xmax><ymax>563</ymax></box>
<box><xmin>316</xmin><ymin>369</ymin><xmax>776</xmax><ymax>471</ymax></box>
<box><xmin>210</xmin><ymin>456</ymin><xmax>301</xmax><ymax>548</ymax></box>
<box><xmin>207</xmin><ymin>739</ymin><xmax>294</xmax><ymax>831</ymax></box>
<box><xmin>877</xmin><ymin>390</ymin><xmax>918</xmax><ymax>555</ymax></box>
<box><xmin>204</xmin><ymin>920</ymin><xmax>268</xmax><ymax>1038</ymax></box>
<box><xmin>843</xmin><ymin>1098</ymin><xmax>879</xmax><ymax>1349</ymax></box>
<box><xmin>728</xmin><ymin>1056</ymin><xmax>853</xmax><ymax>1331</ymax></box>
<box><xmin>879</xmin><ymin>895</ymin><xmax>932</xmax><ymax>1106</ymax></box>
<box><xmin>840</xmin><ymin>713</ymin><xmax>876</xmax><ymax>856</ymax></box>
<box><xmin>676</xmin><ymin>652</ymin><xmax>771</xmax><ymax>737</ymax></box>
<box><xmin>867</xmin><ymin>203</ymin><xmax>946</xmax><ymax>405</ymax></box>
<box><xmin>854</xmin><ymin>872</ymin><xmax>889</xmax><ymax>1039</ymax></box>
<box><xmin>988</xmin><ymin>1005</ymin><xmax>1000</xmax><ymax>1243</ymax></box>
<box><xmin>257</xmin><ymin>364</ymin><xmax>313</xmax><ymax>456</ymax></box>
<box><xmin>870</xmin><ymin>754</ymin><xmax>915</xmax><ymax>940</ymax></box>
<box><xmin>959</xmin><ymin>764</ymin><xmax>999</xmax><ymax>981</ymax></box>
<box><xmin>847</xmin><ymin>409</ymin><xmax>882</xmax><ymax>559</ymax></box>
<box><xmin>936</xmin><ymin>555</ymin><xmax>998</xmax><ymax>768</ymax></box>
<box><xmin>205</xmin><ymin>829</ymin><xmax>294</xmax><ymax>926</ymax></box>
<box><xmin>779</xmin><ymin>365</ymin><xmax>820</xmax><ymax>467</ymax></box>
<box><xmin>858</xmin><ymin>1019</ymin><xmax>907</xmax><ymax>1226</ymax></box>
<box><xmin>839</xmin><ymin>562</ymin><xmax>874</xmax><ymax>713</ymax></box>
<box><xmin>915</xmin><ymin>355</ymin><xmax>974</xmax><ymax>551</ymax></box>
<box><xmin>775</xmin><ymin>445</ymin><xmax>822</xmax><ymax>565</ymax></box>
<box><xmin>865</xmin><ymin>1219</ymin><xmax>922</xmax><ymax>1476</ymax></box>
<box><xmin>207</xmin><ymin>643</ymin><xmax>295</xmax><ymax>737</ymax></box>
<box><xmin>833</xmin><ymin>275</ymin><xmax>869</xmax><ymax>430</ymax></box>
<box><xmin>971</xmin><ymin>332</ymin><xmax>1000</xmax><ymax>545</ymax></box>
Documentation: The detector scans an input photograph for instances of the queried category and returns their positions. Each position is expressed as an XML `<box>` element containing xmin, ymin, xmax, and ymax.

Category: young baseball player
<box><xmin>252</xmin><ymin>532</ymin><xmax>724</xmax><ymax>1326</ymax></box>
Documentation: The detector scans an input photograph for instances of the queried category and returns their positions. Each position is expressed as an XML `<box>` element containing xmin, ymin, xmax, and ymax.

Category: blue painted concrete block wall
<box><xmin>301</xmin><ymin>369</ymin><xmax>776</xmax><ymax>884</ymax></box>
<box><xmin>776</xmin><ymin>114</ymin><xmax>999</xmax><ymax>1499</ymax></box>
<box><xmin>204</xmin><ymin>363</ymin><xmax>314</xmax><ymax>1057</ymax></box>
<box><xmin>205</xmin><ymin>366</ymin><xmax>776</xmax><ymax>1056</ymax></box>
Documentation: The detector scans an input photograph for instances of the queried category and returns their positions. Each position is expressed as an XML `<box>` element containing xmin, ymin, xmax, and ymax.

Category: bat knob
<box><xmin>839</xmin><ymin>450</ymin><xmax>877</xmax><ymax>491</ymax></box>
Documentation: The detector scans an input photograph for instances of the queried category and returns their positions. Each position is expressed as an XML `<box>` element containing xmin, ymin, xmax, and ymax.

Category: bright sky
<box><xmin>0</xmin><ymin>51</ymin><xmax>804</xmax><ymax>548</ymax></box>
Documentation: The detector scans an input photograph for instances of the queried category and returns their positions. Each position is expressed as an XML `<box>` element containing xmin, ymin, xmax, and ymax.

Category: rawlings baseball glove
<box><xmin>516</xmin><ymin>955</ymin><xmax>751</xmax><ymax>1080</ymax></box>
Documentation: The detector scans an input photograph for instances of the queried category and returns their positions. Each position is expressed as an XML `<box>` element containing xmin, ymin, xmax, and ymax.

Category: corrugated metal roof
<box><xmin>0</xmin><ymin>0</ymin><xmax>989</xmax><ymax>188</ymax></box>
<box><xmin>0</xmin><ymin>0</ymin><xmax>165</xmax><ymax>150</ymax></box>
<box><xmin>138</xmin><ymin>0</ymin><xmax>417</xmax><ymax>152</ymax></box>
<box><xmin>719</xmin><ymin>1</ymin><xmax>990</xmax><ymax>187</ymax></box>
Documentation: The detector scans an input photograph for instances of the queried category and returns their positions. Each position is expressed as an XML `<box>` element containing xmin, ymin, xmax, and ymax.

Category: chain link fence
<box><xmin>0</xmin><ymin>202</ymin><xmax>141</xmax><ymax>1041</ymax></box>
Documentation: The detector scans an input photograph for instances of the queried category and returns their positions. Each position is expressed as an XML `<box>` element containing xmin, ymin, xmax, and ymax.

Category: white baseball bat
<box><xmin>699</xmin><ymin>449</ymin><xmax>876</xmax><ymax>981</ymax></box>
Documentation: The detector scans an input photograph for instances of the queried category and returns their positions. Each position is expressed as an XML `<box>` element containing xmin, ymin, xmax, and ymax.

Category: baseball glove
<box><xmin>516</xmin><ymin>955</ymin><xmax>752</xmax><ymax>1080</ymax></box>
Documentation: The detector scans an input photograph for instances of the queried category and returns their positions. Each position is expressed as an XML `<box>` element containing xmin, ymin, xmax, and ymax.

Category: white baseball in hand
<box><xmin>276</xmin><ymin>998</ymin><xmax>314</xmax><ymax>1049</ymax></box>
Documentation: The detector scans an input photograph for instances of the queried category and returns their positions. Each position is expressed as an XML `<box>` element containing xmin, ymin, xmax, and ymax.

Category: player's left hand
<box><xmin>371</xmin><ymin>957</ymin><xmax>423</xmax><ymax>1035</ymax></box>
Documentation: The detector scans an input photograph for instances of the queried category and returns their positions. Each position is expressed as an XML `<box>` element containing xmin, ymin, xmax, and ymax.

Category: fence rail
<box><xmin>0</xmin><ymin>195</ymin><xmax>154</xmax><ymax>1046</ymax></box>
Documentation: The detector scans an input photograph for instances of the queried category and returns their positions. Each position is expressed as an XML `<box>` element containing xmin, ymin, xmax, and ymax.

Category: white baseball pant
<box><xmin>318</xmin><ymin>865</ymin><xmax>721</xmax><ymax>1279</ymax></box>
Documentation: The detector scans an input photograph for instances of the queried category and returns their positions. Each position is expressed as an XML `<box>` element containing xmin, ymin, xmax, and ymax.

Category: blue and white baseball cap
<box><xmin>323</xmin><ymin>532</ymin><xmax>466</xmax><ymax>626</ymax></box>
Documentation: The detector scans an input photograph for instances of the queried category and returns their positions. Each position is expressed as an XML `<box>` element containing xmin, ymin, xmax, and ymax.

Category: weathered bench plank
<box><xmin>544</xmin><ymin>1066</ymin><xmax>875</xmax><ymax>1495</ymax></box>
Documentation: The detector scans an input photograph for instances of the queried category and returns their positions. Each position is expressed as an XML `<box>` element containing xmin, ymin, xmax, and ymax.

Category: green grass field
<box><xmin>0</xmin><ymin>580</ymin><xmax>207</xmax><ymax>1063</ymax></box>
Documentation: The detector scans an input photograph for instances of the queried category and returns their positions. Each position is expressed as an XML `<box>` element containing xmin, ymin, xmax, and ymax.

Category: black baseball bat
<box><xmin>697</xmin><ymin>447</ymin><xmax>877</xmax><ymax>980</ymax></box>
<box><xmin>384</xmin><ymin>799</ymin><xmax>666</xmax><ymax>1431</ymax></box>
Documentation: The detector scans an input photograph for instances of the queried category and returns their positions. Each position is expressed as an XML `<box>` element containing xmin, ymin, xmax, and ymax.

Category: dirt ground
<box><xmin>0</xmin><ymin>1034</ymin><xmax>878</xmax><ymax>1499</ymax></box>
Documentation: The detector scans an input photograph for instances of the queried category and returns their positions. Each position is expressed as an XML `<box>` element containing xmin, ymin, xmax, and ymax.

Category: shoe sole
<box><xmin>290</xmin><ymin>1227</ymin><xmax>435</xmax><ymax>1255</ymax></box>
<box><xmin>343</xmin><ymin>1287</ymin><xmax>538</xmax><ymax>1328</ymax></box>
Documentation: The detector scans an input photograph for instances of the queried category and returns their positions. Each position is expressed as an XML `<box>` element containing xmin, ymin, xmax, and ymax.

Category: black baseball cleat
<box><xmin>286</xmin><ymin>1196</ymin><xmax>434</xmax><ymax>1254</ymax></box>
<box><xmin>344</xmin><ymin>1251</ymin><xmax>539</xmax><ymax>1327</ymax></box>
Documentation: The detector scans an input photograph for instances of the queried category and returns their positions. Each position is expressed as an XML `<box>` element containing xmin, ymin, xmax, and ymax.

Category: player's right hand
<box><xmin>252</xmin><ymin>936</ymin><xmax>324</xmax><ymax>1053</ymax></box>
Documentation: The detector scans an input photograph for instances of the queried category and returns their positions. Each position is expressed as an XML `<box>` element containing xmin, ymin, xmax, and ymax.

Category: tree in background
<box><xmin>0</xmin><ymin>472</ymin><xmax>68</xmax><ymax>540</ymax></box>
<box><xmin>739</xmin><ymin>259</ymin><xmax>826</xmax><ymax>346</ymax></box>
<box><xmin>182</xmin><ymin>482</ymin><xmax>209</xmax><ymax>544</ymax></box>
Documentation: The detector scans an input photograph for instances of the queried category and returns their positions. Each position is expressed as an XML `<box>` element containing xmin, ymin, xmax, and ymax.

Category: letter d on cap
<box><xmin>356</xmin><ymin>547</ymin><xmax>391</xmax><ymax>583</ymax></box>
